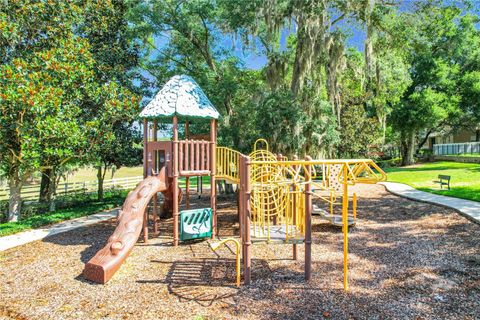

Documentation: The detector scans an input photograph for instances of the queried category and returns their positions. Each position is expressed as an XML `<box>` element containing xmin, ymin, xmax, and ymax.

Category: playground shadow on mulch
<box><xmin>41</xmin><ymin>219</ymin><xmax>116</xmax><ymax>264</ymax></box>
<box><xmin>138</xmin><ymin>258</ymin><xmax>245</xmax><ymax>307</ymax></box>
<box><xmin>137</xmin><ymin>257</ymin><xmax>291</xmax><ymax>307</ymax></box>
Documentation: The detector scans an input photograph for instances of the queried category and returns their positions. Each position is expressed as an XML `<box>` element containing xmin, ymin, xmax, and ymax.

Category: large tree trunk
<box><xmin>290</xmin><ymin>5</ymin><xmax>325</xmax><ymax>97</ymax></box>
<box><xmin>364</xmin><ymin>0</ymin><xmax>376</xmax><ymax>91</ymax></box>
<box><xmin>325</xmin><ymin>35</ymin><xmax>345</xmax><ymax>127</ymax></box>
<box><xmin>376</xmin><ymin>112</ymin><xmax>387</xmax><ymax>143</ymax></box>
<box><xmin>97</xmin><ymin>165</ymin><xmax>106</xmax><ymax>201</ymax></box>
<box><xmin>8</xmin><ymin>173</ymin><xmax>22</xmax><ymax>222</ymax></box>
<box><xmin>39</xmin><ymin>168</ymin><xmax>55</xmax><ymax>203</ymax></box>
<box><xmin>39</xmin><ymin>168</ymin><xmax>52</xmax><ymax>203</ymax></box>
<box><xmin>401</xmin><ymin>131</ymin><xmax>416</xmax><ymax>166</ymax></box>
<box><xmin>48</xmin><ymin>173</ymin><xmax>58</xmax><ymax>212</ymax></box>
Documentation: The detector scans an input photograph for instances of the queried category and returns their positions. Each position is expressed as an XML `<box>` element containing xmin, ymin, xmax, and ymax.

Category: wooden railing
<box><xmin>178</xmin><ymin>139</ymin><xmax>211</xmax><ymax>175</ymax></box>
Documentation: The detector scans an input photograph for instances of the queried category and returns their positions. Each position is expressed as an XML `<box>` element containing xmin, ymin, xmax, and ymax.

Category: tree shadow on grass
<box><xmin>385</xmin><ymin>162</ymin><xmax>480</xmax><ymax>174</ymax></box>
<box><xmin>385</xmin><ymin>166</ymin><xmax>459</xmax><ymax>173</ymax></box>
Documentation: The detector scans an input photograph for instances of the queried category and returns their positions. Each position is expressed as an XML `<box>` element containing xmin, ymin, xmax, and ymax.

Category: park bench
<box><xmin>433</xmin><ymin>174</ymin><xmax>451</xmax><ymax>190</ymax></box>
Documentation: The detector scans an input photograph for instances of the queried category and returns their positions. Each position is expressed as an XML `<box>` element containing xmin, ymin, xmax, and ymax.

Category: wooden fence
<box><xmin>0</xmin><ymin>176</ymin><xmax>144</xmax><ymax>202</ymax></box>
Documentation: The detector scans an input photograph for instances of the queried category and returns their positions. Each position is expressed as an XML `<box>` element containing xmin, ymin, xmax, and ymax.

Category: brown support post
<box><xmin>173</xmin><ymin>116</ymin><xmax>180</xmax><ymax>246</ymax></box>
<box><xmin>184</xmin><ymin>140</ymin><xmax>189</xmax><ymax>171</ymax></box>
<box><xmin>143</xmin><ymin>119</ymin><xmax>148</xmax><ymax>178</ymax></box>
<box><xmin>238</xmin><ymin>160</ymin><xmax>244</xmax><ymax>239</ymax></box>
<box><xmin>242</xmin><ymin>155</ymin><xmax>252</xmax><ymax>285</ymax></box>
<box><xmin>197</xmin><ymin>176</ymin><xmax>201</xmax><ymax>198</ymax></box>
<box><xmin>179</xmin><ymin>141</ymin><xmax>184</xmax><ymax>172</ymax></box>
<box><xmin>210</xmin><ymin>119</ymin><xmax>217</xmax><ymax>238</ymax></box>
<box><xmin>292</xmin><ymin>155</ymin><xmax>298</xmax><ymax>260</ymax></box>
<box><xmin>143</xmin><ymin>206</ymin><xmax>149</xmax><ymax>244</ymax></box>
<box><xmin>342</xmin><ymin>163</ymin><xmax>349</xmax><ymax>291</ymax></box>
<box><xmin>195</xmin><ymin>141</ymin><xmax>200</xmax><ymax>171</ymax></box>
<box><xmin>142</xmin><ymin>120</ymin><xmax>149</xmax><ymax>243</ymax></box>
<box><xmin>200</xmin><ymin>141</ymin><xmax>205</xmax><ymax>170</ymax></box>
<box><xmin>304</xmin><ymin>156</ymin><xmax>312</xmax><ymax>281</ymax></box>
<box><xmin>153</xmin><ymin>120</ymin><xmax>159</xmax><ymax>234</ymax></box>
<box><xmin>153</xmin><ymin>121</ymin><xmax>158</xmax><ymax>172</ymax></box>
<box><xmin>190</xmin><ymin>140</ymin><xmax>194</xmax><ymax>170</ymax></box>
<box><xmin>205</xmin><ymin>141</ymin><xmax>210</xmax><ymax>171</ymax></box>
<box><xmin>239</xmin><ymin>156</ymin><xmax>245</xmax><ymax>281</ymax></box>
<box><xmin>185</xmin><ymin>121</ymin><xmax>190</xmax><ymax>209</ymax></box>
<box><xmin>185</xmin><ymin>177</ymin><xmax>190</xmax><ymax>209</ymax></box>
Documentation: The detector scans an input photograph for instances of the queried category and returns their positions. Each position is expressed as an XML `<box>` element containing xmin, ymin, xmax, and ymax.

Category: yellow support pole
<box><xmin>353</xmin><ymin>193</ymin><xmax>357</xmax><ymax>221</ymax></box>
<box><xmin>342</xmin><ymin>164</ymin><xmax>349</xmax><ymax>291</ymax></box>
<box><xmin>210</xmin><ymin>238</ymin><xmax>241</xmax><ymax>287</ymax></box>
<box><xmin>330</xmin><ymin>192</ymin><xmax>334</xmax><ymax>216</ymax></box>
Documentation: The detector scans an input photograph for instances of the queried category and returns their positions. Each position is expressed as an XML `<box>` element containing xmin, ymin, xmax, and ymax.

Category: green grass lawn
<box><xmin>60</xmin><ymin>166</ymin><xmax>143</xmax><ymax>183</ymax></box>
<box><xmin>384</xmin><ymin>161</ymin><xmax>480</xmax><ymax>202</ymax></box>
<box><xmin>0</xmin><ymin>191</ymin><xmax>128</xmax><ymax>237</ymax></box>
<box><xmin>444</xmin><ymin>153</ymin><xmax>480</xmax><ymax>158</ymax></box>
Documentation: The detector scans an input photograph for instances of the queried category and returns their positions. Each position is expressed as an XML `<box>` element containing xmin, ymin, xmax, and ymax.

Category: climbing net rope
<box><xmin>248</xmin><ymin>142</ymin><xmax>308</xmax><ymax>242</ymax></box>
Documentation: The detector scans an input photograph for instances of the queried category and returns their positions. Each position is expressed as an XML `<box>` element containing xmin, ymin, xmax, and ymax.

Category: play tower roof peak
<box><xmin>139</xmin><ymin>74</ymin><xmax>220</xmax><ymax>121</ymax></box>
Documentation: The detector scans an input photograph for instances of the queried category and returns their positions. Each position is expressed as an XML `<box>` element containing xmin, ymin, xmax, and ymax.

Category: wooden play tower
<box><xmin>139</xmin><ymin>75</ymin><xmax>220</xmax><ymax>246</ymax></box>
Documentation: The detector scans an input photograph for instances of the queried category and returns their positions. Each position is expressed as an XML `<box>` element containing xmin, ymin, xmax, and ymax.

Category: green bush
<box><xmin>377</xmin><ymin>157</ymin><xmax>402</xmax><ymax>168</ymax></box>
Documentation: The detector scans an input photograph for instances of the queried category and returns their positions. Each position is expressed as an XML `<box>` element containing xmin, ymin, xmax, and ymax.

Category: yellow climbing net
<box><xmin>247</xmin><ymin>140</ymin><xmax>310</xmax><ymax>243</ymax></box>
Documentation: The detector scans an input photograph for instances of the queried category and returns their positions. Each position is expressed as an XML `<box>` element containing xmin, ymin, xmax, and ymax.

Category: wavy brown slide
<box><xmin>83</xmin><ymin>168</ymin><xmax>169</xmax><ymax>284</ymax></box>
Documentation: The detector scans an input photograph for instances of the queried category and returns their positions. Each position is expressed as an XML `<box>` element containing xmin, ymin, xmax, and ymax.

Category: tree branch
<box><xmin>198</xmin><ymin>13</ymin><xmax>209</xmax><ymax>50</ymax></box>
<box><xmin>144</xmin><ymin>41</ymin><xmax>196</xmax><ymax>74</ymax></box>
<box><xmin>331</xmin><ymin>13</ymin><xmax>346</xmax><ymax>26</ymax></box>
<box><xmin>417</xmin><ymin>128</ymin><xmax>433</xmax><ymax>150</ymax></box>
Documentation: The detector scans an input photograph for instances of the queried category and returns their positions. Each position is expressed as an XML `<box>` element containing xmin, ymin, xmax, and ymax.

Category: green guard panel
<box><xmin>180</xmin><ymin>208</ymin><xmax>212</xmax><ymax>241</ymax></box>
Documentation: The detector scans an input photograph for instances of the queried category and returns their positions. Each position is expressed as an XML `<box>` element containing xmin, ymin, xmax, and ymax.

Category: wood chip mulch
<box><xmin>0</xmin><ymin>184</ymin><xmax>479</xmax><ymax>320</ymax></box>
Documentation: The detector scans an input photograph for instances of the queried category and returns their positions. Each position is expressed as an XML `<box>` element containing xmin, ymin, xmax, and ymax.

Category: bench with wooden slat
<box><xmin>433</xmin><ymin>174</ymin><xmax>451</xmax><ymax>190</ymax></box>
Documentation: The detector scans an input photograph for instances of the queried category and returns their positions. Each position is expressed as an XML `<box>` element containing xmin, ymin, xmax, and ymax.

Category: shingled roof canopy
<box><xmin>139</xmin><ymin>75</ymin><xmax>220</xmax><ymax>121</ymax></box>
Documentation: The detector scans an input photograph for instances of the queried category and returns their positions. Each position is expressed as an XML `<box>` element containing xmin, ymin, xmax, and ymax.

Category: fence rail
<box><xmin>0</xmin><ymin>176</ymin><xmax>144</xmax><ymax>202</ymax></box>
<box><xmin>433</xmin><ymin>142</ymin><xmax>480</xmax><ymax>155</ymax></box>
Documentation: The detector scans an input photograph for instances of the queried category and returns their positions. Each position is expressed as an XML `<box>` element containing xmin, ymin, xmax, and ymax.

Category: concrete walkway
<box><xmin>380</xmin><ymin>182</ymin><xmax>480</xmax><ymax>224</ymax></box>
<box><xmin>0</xmin><ymin>209</ymin><xmax>118</xmax><ymax>252</ymax></box>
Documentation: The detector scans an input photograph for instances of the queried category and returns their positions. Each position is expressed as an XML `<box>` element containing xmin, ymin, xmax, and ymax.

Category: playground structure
<box><xmin>224</xmin><ymin>142</ymin><xmax>386</xmax><ymax>288</ymax></box>
<box><xmin>83</xmin><ymin>75</ymin><xmax>387</xmax><ymax>289</ymax></box>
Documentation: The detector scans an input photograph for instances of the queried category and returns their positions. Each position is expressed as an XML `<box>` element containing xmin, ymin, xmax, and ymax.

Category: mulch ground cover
<box><xmin>1</xmin><ymin>184</ymin><xmax>479</xmax><ymax>320</ymax></box>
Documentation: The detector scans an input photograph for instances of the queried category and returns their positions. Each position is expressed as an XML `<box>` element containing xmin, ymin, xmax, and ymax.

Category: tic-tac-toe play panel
<box><xmin>180</xmin><ymin>208</ymin><xmax>213</xmax><ymax>241</ymax></box>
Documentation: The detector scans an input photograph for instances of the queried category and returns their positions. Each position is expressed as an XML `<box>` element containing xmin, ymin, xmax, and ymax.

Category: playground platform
<box><xmin>250</xmin><ymin>225</ymin><xmax>304</xmax><ymax>244</ymax></box>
